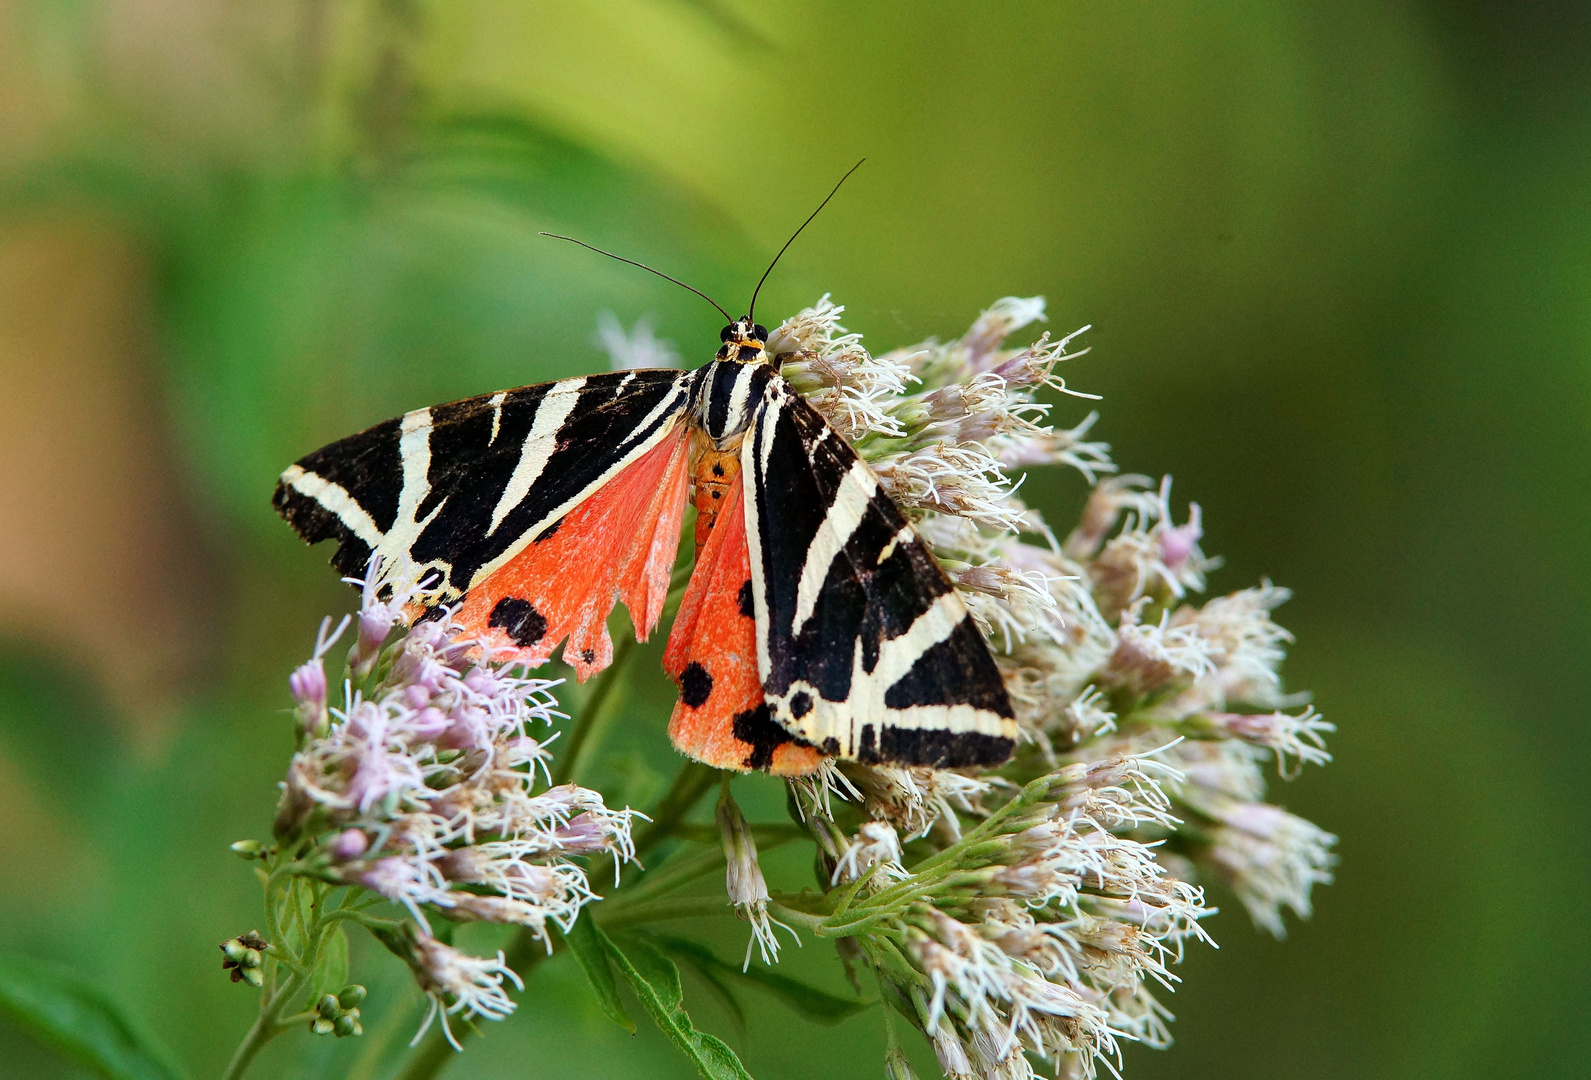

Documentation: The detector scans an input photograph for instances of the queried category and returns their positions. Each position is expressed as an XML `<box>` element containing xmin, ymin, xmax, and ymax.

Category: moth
<box><xmin>274</xmin><ymin>186</ymin><xmax>1016</xmax><ymax>775</ymax></box>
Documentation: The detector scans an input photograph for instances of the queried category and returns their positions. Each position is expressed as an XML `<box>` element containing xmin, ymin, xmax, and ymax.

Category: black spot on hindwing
<box><xmin>737</xmin><ymin>580</ymin><xmax>755</xmax><ymax>619</ymax></box>
<box><xmin>732</xmin><ymin>703</ymin><xmax>813</xmax><ymax>771</ymax></box>
<box><xmin>680</xmin><ymin>662</ymin><xmax>714</xmax><ymax>708</ymax></box>
<box><xmin>488</xmin><ymin>597</ymin><xmax>547</xmax><ymax>647</ymax></box>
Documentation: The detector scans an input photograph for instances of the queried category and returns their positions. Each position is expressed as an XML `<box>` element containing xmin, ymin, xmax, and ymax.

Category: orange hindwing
<box><xmin>450</xmin><ymin>426</ymin><xmax>690</xmax><ymax>680</ymax></box>
<box><xmin>664</xmin><ymin>474</ymin><xmax>824</xmax><ymax>776</ymax></box>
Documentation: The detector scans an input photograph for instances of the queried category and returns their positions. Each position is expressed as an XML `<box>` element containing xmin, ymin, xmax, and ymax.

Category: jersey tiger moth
<box><xmin>276</xmin><ymin>268</ymin><xmax>1018</xmax><ymax>775</ymax></box>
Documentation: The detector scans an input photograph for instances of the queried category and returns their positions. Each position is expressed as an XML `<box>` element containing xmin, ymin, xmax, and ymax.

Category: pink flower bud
<box><xmin>290</xmin><ymin>659</ymin><xmax>328</xmax><ymax>734</ymax></box>
<box><xmin>407</xmin><ymin>706</ymin><xmax>451</xmax><ymax>740</ymax></box>
<box><xmin>330</xmin><ymin>828</ymin><xmax>370</xmax><ymax>860</ymax></box>
<box><xmin>1159</xmin><ymin>517</ymin><xmax>1203</xmax><ymax>569</ymax></box>
<box><xmin>553</xmin><ymin>813</ymin><xmax>612</xmax><ymax>855</ymax></box>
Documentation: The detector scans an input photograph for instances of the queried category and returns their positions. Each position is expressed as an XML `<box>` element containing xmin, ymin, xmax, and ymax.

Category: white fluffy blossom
<box><xmin>274</xmin><ymin>560</ymin><xmax>641</xmax><ymax>1040</ymax></box>
<box><xmin>767</xmin><ymin>297</ymin><xmax>1336</xmax><ymax>1079</ymax></box>
<box><xmin>595</xmin><ymin>311</ymin><xmax>680</xmax><ymax>370</ymax></box>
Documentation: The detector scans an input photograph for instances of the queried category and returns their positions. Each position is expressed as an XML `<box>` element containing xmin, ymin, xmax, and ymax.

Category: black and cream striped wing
<box><xmin>741</xmin><ymin>375</ymin><xmax>1017</xmax><ymax>768</ymax></box>
<box><xmin>274</xmin><ymin>369</ymin><xmax>694</xmax><ymax>603</ymax></box>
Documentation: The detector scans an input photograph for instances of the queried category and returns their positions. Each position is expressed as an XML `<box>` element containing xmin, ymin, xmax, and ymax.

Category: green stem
<box><xmin>766</xmin><ymin>903</ymin><xmax>826</xmax><ymax>932</ymax></box>
<box><xmin>219</xmin><ymin>968</ymin><xmax>307</xmax><ymax>1080</ymax></box>
<box><xmin>551</xmin><ymin>635</ymin><xmax>638</xmax><ymax>787</ymax></box>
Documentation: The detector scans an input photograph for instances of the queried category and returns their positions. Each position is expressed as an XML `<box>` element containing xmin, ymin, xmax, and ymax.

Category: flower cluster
<box><xmin>760</xmin><ymin>297</ymin><xmax>1336</xmax><ymax>1079</ymax></box>
<box><xmin>272</xmin><ymin>563</ymin><xmax>640</xmax><ymax>1046</ymax></box>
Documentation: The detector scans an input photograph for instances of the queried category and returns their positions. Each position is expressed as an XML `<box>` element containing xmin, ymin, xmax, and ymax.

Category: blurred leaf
<box><xmin>308</xmin><ymin>924</ymin><xmax>350</xmax><ymax>1002</ymax></box>
<box><xmin>0</xmin><ymin>952</ymin><xmax>187</xmax><ymax>1080</ymax></box>
<box><xmin>564</xmin><ymin>916</ymin><xmax>634</xmax><ymax>1033</ymax></box>
<box><xmin>649</xmin><ymin>934</ymin><xmax>868</xmax><ymax>1024</ymax></box>
<box><xmin>598</xmin><ymin>926</ymin><xmax>753</xmax><ymax>1080</ymax></box>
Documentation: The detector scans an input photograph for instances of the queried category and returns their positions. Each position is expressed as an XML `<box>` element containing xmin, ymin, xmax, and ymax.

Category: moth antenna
<box><xmin>539</xmin><ymin>233</ymin><xmax>733</xmax><ymax>323</ymax></box>
<box><xmin>747</xmin><ymin>158</ymin><xmax>865</xmax><ymax>323</ymax></box>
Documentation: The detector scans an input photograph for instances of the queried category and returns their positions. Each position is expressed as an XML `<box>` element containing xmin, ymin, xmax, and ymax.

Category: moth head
<box><xmin>716</xmin><ymin>316</ymin><xmax>770</xmax><ymax>364</ymax></box>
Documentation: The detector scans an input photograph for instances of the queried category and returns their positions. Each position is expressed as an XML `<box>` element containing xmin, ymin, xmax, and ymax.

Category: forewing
<box><xmin>742</xmin><ymin>376</ymin><xmax>1016</xmax><ymax>768</ymax></box>
<box><xmin>274</xmin><ymin>369</ymin><xmax>694</xmax><ymax>604</ymax></box>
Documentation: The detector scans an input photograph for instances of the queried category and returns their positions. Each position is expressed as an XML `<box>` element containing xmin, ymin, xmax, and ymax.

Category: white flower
<box><xmin>275</xmin><ymin>560</ymin><xmax>640</xmax><ymax>976</ymax></box>
<box><xmin>1206</xmin><ymin>804</ymin><xmax>1338</xmax><ymax>937</ymax></box>
<box><xmin>594</xmin><ymin>311</ymin><xmax>679</xmax><ymax>370</ymax></box>
<box><xmin>408</xmin><ymin>934</ymin><xmax>524</xmax><ymax>1050</ymax></box>
<box><xmin>767</xmin><ymin>296</ymin><xmax>1335</xmax><ymax>1080</ymax></box>
<box><xmin>832</xmin><ymin>821</ymin><xmax>907</xmax><ymax>886</ymax></box>
<box><xmin>1201</xmin><ymin>706</ymin><xmax>1334</xmax><ymax>777</ymax></box>
<box><xmin>717</xmin><ymin>790</ymin><xmax>795</xmax><ymax>967</ymax></box>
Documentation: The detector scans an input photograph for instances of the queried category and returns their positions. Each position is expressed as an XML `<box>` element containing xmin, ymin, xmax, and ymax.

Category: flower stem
<box><xmin>219</xmin><ymin>968</ymin><xmax>307</xmax><ymax>1080</ymax></box>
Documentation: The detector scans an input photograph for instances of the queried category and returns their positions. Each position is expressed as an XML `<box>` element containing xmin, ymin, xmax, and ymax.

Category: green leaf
<box><xmin>563</xmin><ymin>917</ymin><xmax>634</xmax><ymax>1033</ymax></box>
<box><xmin>596</xmin><ymin>927</ymin><xmax>753</xmax><ymax>1080</ymax></box>
<box><xmin>649</xmin><ymin>935</ymin><xmax>870</xmax><ymax>1024</ymax></box>
<box><xmin>308</xmin><ymin>924</ymin><xmax>349</xmax><ymax>1001</ymax></box>
<box><xmin>0</xmin><ymin>952</ymin><xmax>187</xmax><ymax>1080</ymax></box>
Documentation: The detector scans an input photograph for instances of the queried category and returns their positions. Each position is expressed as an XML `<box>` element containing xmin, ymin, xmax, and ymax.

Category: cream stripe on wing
<box><xmin>723</xmin><ymin>362</ymin><xmax>757</xmax><ymax>435</ymax></box>
<box><xmin>618</xmin><ymin>378</ymin><xmax>690</xmax><ymax>454</ymax></box>
<box><xmin>281</xmin><ymin>465</ymin><xmax>384</xmax><ymax>550</ymax></box>
<box><xmin>487</xmin><ymin>378</ymin><xmax>586</xmax><ymax>535</ymax></box>
<box><xmin>744</xmin><ymin>402</ymin><xmax>774</xmax><ymax>678</ymax></box>
<box><xmin>487</xmin><ymin>392</ymin><xmax>506</xmax><ymax>446</ymax></box>
<box><xmin>790</xmin><ymin>458</ymin><xmax>878</xmax><ymax>638</ymax></box>
<box><xmin>466</xmin><ymin>384</ymin><xmax>690</xmax><ymax>589</ymax></box>
<box><xmin>757</xmin><ymin>389</ymin><xmax>783</xmax><ymax>472</ymax></box>
<box><xmin>395</xmin><ymin>408</ymin><xmax>433</xmax><ymax>534</ymax></box>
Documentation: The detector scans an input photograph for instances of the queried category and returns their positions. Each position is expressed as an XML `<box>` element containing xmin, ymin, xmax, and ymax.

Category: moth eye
<box><xmin>720</xmin><ymin>324</ymin><xmax>735</xmax><ymax>342</ymax></box>
<box><xmin>752</xmin><ymin>324</ymin><xmax>768</xmax><ymax>341</ymax></box>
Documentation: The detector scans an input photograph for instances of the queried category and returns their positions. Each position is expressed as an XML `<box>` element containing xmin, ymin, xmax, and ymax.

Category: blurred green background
<box><xmin>0</xmin><ymin>2</ymin><xmax>1584</xmax><ymax>1078</ymax></box>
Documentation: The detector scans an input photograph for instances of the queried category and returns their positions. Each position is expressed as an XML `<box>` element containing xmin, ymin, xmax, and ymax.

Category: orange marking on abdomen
<box><xmin>691</xmin><ymin>438</ymin><xmax>742</xmax><ymax>559</ymax></box>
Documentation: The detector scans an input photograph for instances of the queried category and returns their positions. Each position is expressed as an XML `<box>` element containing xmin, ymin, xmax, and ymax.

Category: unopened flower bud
<box><xmin>333</xmin><ymin>1013</ymin><xmax>362</xmax><ymax>1037</ymax></box>
<box><xmin>290</xmin><ymin>658</ymin><xmax>329</xmax><ymax>735</ymax></box>
<box><xmin>350</xmin><ymin>603</ymin><xmax>398</xmax><ymax>682</ymax></box>
<box><xmin>884</xmin><ymin>1045</ymin><xmax>920</xmax><ymax>1080</ymax></box>
<box><xmin>220</xmin><ymin>931</ymin><xmax>271</xmax><ymax>983</ymax></box>
<box><xmin>717</xmin><ymin>791</ymin><xmax>769</xmax><ymax>911</ymax></box>
<box><xmin>229</xmin><ymin>839</ymin><xmax>264</xmax><ymax>860</ymax></box>
<box><xmin>312</xmin><ymin>1016</ymin><xmax>335</xmax><ymax>1036</ymax></box>
<box><xmin>329</xmin><ymin>828</ymin><xmax>370</xmax><ymax>861</ymax></box>
<box><xmin>1159</xmin><ymin>509</ymin><xmax>1203</xmax><ymax>569</ymax></box>
<box><xmin>317</xmin><ymin>993</ymin><xmax>340</xmax><ymax>1019</ymax></box>
<box><xmin>337</xmin><ymin>984</ymin><xmax>367</xmax><ymax>1009</ymax></box>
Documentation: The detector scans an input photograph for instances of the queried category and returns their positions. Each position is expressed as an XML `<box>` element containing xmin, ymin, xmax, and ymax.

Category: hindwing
<box><xmin>741</xmin><ymin>375</ymin><xmax>1017</xmax><ymax>768</ymax></box>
